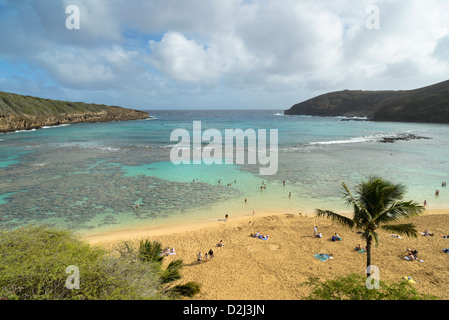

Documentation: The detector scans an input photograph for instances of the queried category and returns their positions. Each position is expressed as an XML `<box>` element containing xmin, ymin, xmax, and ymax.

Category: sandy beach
<box><xmin>82</xmin><ymin>209</ymin><xmax>449</xmax><ymax>300</ymax></box>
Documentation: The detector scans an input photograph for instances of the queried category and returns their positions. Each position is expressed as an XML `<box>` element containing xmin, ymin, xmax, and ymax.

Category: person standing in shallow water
<box><xmin>225</xmin><ymin>214</ymin><xmax>228</xmax><ymax>221</ymax></box>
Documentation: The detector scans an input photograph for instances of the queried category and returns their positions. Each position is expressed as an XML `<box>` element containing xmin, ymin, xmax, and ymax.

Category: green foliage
<box><xmin>0</xmin><ymin>226</ymin><xmax>174</xmax><ymax>300</ymax></box>
<box><xmin>303</xmin><ymin>273</ymin><xmax>439</xmax><ymax>300</ymax></box>
<box><xmin>165</xmin><ymin>282</ymin><xmax>201</xmax><ymax>298</ymax></box>
<box><xmin>317</xmin><ymin>176</ymin><xmax>424</xmax><ymax>273</ymax></box>
<box><xmin>138</xmin><ymin>239</ymin><xmax>164</xmax><ymax>263</ymax></box>
<box><xmin>161</xmin><ymin>259</ymin><xmax>184</xmax><ymax>283</ymax></box>
<box><xmin>0</xmin><ymin>91</ymin><xmax>109</xmax><ymax>116</ymax></box>
<box><xmin>118</xmin><ymin>239</ymin><xmax>201</xmax><ymax>298</ymax></box>
<box><xmin>285</xmin><ymin>79</ymin><xmax>449</xmax><ymax>123</ymax></box>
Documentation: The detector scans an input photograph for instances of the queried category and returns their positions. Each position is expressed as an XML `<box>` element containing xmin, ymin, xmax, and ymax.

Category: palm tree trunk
<box><xmin>366</xmin><ymin>235</ymin><xmax>372</xmax><ymax>278</ymax></box>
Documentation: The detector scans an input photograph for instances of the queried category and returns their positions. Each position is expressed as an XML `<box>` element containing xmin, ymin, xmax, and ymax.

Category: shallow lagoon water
<box><xmin>1</xmin><ymin>110</ymin><xmax>449</xmax><ymax>234</ymax></box>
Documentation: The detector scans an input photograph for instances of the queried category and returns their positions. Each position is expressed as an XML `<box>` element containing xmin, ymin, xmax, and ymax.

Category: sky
<box><xmin>0</xmin><ymin>0</ymin><xmax>448</xmax><ymax>111</ymax></box>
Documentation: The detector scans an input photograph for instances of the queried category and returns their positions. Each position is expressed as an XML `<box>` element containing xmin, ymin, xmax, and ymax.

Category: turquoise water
<box><xmin>1</xmin><ymin>110</ymin><xmax>449</xmax><ymax>234</ymax></box>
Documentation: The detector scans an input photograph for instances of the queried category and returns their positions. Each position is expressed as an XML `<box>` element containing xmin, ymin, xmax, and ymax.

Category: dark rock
<box><xmin>378</xmin><ymin>133</ymin><xmax>432</xmax><ymax>143</ymax></box>
<box><xmin>284</xmin><ymin>79</ymin><xmax>449</xmax><ymax>124</ymax></box>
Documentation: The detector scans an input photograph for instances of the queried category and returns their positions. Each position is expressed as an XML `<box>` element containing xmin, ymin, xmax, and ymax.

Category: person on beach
<box><xmin>424</xmin><ymin>200</ymin><xmax>427</xmax><ymax>207</ymax></box>
<box><xmin>197</xmin><ymin>252</ymin><xmax>202</xmax><ymax>262</ymax></box>
<box><xmin>208</xmin><ymin>249</ymin><xmax>214</xmax><ymax>259</ymax></box>
<box><xmin>205</xmin><ymin>252</ymin><xmax>210</xmax><ymax>260</ymax></box>
<box><xmin>217</xmin><ymin>240</ymin><xmax>224</xmax><ymax>247</ymax></box>
<box><xmin>405</xmin><ymin>248</ymin><xmax>419</xmax><ymax>260</ymax></box>
<box><xmin>314</xmin><ymin>226</ymin><xmax>317</xmax><ymax>237</ymax></box>
<box><xmin>225</xmin><ymin>214</ymin><xmax>228</xmax><ymax>221</ymax></box>
<box><xmin>315</xmin><ymin>232</ymin><xmax>322</xmax><ymax>238</ymax></box>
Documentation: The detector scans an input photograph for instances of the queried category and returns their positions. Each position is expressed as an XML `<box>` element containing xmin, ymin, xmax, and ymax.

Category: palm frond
<box><xmin>381</xmin><ymin>223</ymin><xmax>419</xmax><ymax>238</ymax></box>
<box><xmin>165</xmin><ymin>282</ymin><xmax>201</xmax><ymax>298</ymax></box>
<box><xmin>353</xmin><ymin>206</ymin><xmax>373</xmax><ymax>227</ymax></box>
<box><xmin>342</xmin><ymin>181</ymin><xmax>376</xmax><ymax>225</ymax></box>
<box><xmin>138</xmin><ymin>239</ymin><xmax>163</xmax><ymax>263</ymax></box>
<box><xmin>316</xmin><ymin>209</ymin><xmax>355</xmax><ymax>228</ymax></box>
<box><xmin>377</xmin><ymin>201</ymin><xmax>424</xmax><ymax>224</ymax></box>
<box><xmin>361</xmin><ymin>229</ymin><xmax>380</xmax><ymax>247</ymax></box>
<box><xmin>357</xmin><ymin>176</ymin><xmax>406</xmax><ymax>216</ymax></box>
<box><xmin>161</xmin><ymin>259</ymin><xmax>184</xmax><ymax>283</ymax></box>
<box><xmin>341</xmin><ymin>182</ymin><xmax>357</xmax><ymax>208</ymax></box>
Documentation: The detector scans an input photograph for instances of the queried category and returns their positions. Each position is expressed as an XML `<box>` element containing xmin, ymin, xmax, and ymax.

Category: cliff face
<box><xmin>284</xmin><ymin>79</ymin><xmax>449</xmax><ymax>123</ymax></box>
<box><xmin>0</xmin><ymin>91</ymin><xmax>150</xmax><ymax>132</ymax></box>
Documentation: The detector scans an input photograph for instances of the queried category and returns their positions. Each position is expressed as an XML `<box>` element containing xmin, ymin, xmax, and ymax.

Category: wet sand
<box><xmin>82</xmin><ymin>209</ymin><xmax>449</xmax><ymax>300</ymax></box>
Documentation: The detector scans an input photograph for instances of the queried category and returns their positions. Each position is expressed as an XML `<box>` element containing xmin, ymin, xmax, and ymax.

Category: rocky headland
<box><xmin>0</xmin><ymin>91</ymin><xmax>150</xmax><ymax>133</ymax></box>
<box><xmin>284</xmin><ymin>79</ymin><xmax>449</xmax><ymax>123</ymax></box>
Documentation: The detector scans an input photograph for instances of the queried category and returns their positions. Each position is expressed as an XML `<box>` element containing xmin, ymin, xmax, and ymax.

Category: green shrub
<box><xmin>303</xmin><ymin>273</ymin><xmax>439</xmax><ymax>300</ymax></box>
<box><xmin>0</xmin><ymin>226</ymin><xmax>166</xmax><ymax>300</ymax></box>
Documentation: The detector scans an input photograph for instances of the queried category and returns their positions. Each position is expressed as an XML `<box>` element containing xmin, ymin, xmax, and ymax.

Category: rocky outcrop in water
<box><xmin>377</xmin><ymin>133</ymin><xmax>432</xmax><ymax>143</ymax></box>
<box><xmin>0</xmin><ymin>91</ymin><xmax>150</xmax><ymax>133</ymax></box>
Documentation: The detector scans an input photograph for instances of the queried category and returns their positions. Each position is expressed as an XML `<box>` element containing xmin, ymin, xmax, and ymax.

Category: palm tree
<box><xmin>316</xmin><ymin>176</ymin><xmax>425</xmax><ymax>277</ymax></box>
<box><xmin>117</xmin><ymin>239</ymin><xmax>201</xmax><ymax>298</ymax></box>
<box><xmin>138</xmin><ymin>239</ymin><xmax>164</xmax><ymax>263</ymax></box>
<box><xmin>137</xmin><ymin>239</ymin><xmax>201</xmax><ymax>298</ymax></box>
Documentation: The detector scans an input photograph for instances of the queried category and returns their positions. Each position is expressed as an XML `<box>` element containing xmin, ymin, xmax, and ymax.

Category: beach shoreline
<box><xmin>81</xmin><ymin>208</ymin><xmax>448</xmax><ymax>245</ymax></box>
<box><xmin>80</xmin><ymin>206</ymin><xmax>320</xmax><ymax>245</ymax></box>
<box><xmin>81</xmin><ymin>208</ymin><xmax>449</xmax><ymax>300</ymax></box>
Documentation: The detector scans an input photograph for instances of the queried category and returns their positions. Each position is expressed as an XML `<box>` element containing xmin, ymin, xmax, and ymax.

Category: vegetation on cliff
<box><xmin>0</xmin><ymin>226</ymin><xmax>200</xmax><ymax>300</ymax></box>
<box><xmin>284</xmin><ymin>79</ymin><xmax>449</xmax><ymax>123</ymax></box>
<box><xmin>0</xmin><ymin>91</ymin><xmax>149</xmax><ymax>132</ymax></box>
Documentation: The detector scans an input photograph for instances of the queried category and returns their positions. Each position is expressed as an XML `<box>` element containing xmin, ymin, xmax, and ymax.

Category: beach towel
<box><xmin>402</xmin><ymin>276</ymin><xmax>416</xmax><ymax>283</ymax></box>
<box><xmin>357</xmin><ymin>248</ymin><xmax>366</xmax><ymax>253</ymax></box>
<box><xmin>314</xmin><ymin>253</ymin><xmax>333</xmax><ymax>261</ymax></box>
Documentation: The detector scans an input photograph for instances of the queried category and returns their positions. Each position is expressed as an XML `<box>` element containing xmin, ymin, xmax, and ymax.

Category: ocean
<box><xmin>1</xmin><ymin>109</ymin><xmax>449</xmax><ymax>235</ymax></box>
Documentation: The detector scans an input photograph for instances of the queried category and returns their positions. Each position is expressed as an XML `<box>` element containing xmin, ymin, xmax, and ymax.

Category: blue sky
<box><xmin>0</xmin><ymin>0</ymin><xmax>449</xmax><ymax>110</ymax></box>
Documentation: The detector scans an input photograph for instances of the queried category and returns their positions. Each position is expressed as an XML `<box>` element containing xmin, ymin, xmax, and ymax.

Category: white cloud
<box><xmin>148</xmin><ymin>32</ymin><xmax>224</xmax><ymax>83</ymax></box>
<box><xmin>1</xmin><ymin>0</ymin><xmax>449</xmax><ymax>109</ymax></box>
